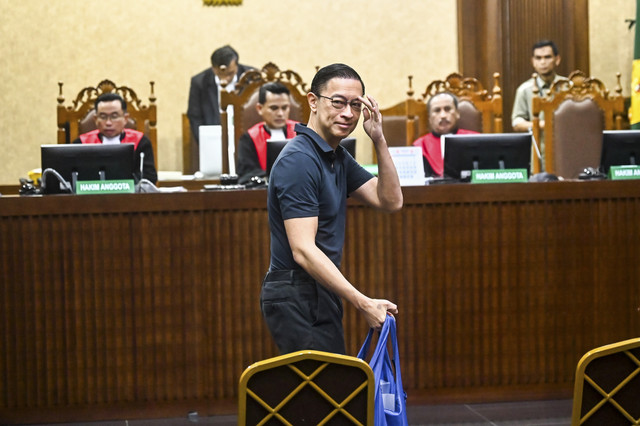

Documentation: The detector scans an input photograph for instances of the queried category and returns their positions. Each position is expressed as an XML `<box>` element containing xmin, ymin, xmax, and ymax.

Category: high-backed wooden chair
<box><xmin>57</xmin><ymin>80</ymin><xmax>158</xmax><ymax>163</ymax></box>
<box><xmin>238</xmin><ymin>350</ymin><xmax>375</xmax><ymax>426</ymax></box>
<box><xmin>377</xmin><ymin>73</ymin><xmax>502</xmax><ymax>163</ymax></box>
<box><xmin>421</xmin><ymin>72</ymin><xmax>503</xmax><ymax>134</ymax></box>
<box><xmin>531</xmin><ymin>71</ymin><xmax>625</xmax><ymax>178</ymax></box>
<box><xmin>181</xmin><ymin>113</ymin><xmax>197</xmax><ymax>174</ymax></box>
<box><xmin>571</xmin><ymin>337</ymin><xmax>640</xmax><ymax>425</ymax></box>
<box><xmin>217</xmin><ymin>62</ymin><xmax>310</xmax><ymax>174</ymax></box>
<box><xmin>380</xmin><ymin>76</ymin><xmax>429</xmax><ymax>149</ymax></box>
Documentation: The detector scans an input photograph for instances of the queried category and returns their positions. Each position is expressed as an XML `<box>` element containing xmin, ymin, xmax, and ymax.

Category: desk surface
<box><xmin>3</xmin><ymin>178</ymin><xmax>640</xmax><ymax>214</ymax></box>
<box><xmin>1</xmin><ymin>180</ymin><xmax>639</xmax><ymax>423</ymax></box>
<box><xmin>0</xmin><ymin>177</ymin><xmax>224</xmax><ymax>196</ymax></box>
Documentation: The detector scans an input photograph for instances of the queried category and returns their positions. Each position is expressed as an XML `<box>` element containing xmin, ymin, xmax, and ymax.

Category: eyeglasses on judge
<box><xmin>315</xmin><ymin>94</ymin><xmax>363</xmax><ymax>112</ymax></box>
<box><xmin>96</xmin><ymin>113</ymin><xmax>125</xmax><ymax>122</ymax></box>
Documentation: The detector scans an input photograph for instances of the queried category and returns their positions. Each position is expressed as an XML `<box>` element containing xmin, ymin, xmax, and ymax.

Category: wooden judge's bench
<box><xmin>1</xmin><ymin>180</ymin><xmax>639</xmax><ymax>424</ymax></box>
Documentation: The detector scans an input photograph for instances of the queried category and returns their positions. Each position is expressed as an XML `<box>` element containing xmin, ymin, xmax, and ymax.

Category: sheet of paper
<box><xmin>388</xmin><ymin>146</ymin><xmax>425</xmax><ymax>186</ymax></box>
<box><xmin>199</xmin><ymin>125</ymin><xmax>223</xmax><ymax>177</ymax></box>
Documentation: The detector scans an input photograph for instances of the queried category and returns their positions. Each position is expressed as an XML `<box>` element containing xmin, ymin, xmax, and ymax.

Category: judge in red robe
<box><xmin>412</xmin><ymin>92</ymin><xmax>478</xmax><ymax>177</ymax></box>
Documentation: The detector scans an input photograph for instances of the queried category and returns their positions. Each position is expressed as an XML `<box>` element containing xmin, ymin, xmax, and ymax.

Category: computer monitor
<box><xmin>443</xmin><ymin>133</ymin><xmax>532</xmax><ymax>180</ymax></box>
<box><xmin>41</xmin><ymin>143</ymin><xmax>135</xmax><ymax>194</ymax></box>
<box><xmin>599</xmin><ymin>130</ymin><xmax>640</xmax><ymax>174</ymax></box>
<box><xmin>266</xmin><ymin>137</ymin><xmax>357</xmax><ymax>176</ymax></box>
<box><xmin>339</xmin><ymin>137</ymin><xmax>356</xmax><ymax>158</ymax></box>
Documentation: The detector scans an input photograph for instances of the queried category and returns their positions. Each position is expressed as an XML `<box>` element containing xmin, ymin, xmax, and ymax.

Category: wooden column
<box><xmin>457</xmin><ymin>0</ymin><xmax>590</xmax><ymax>131</ymax></box>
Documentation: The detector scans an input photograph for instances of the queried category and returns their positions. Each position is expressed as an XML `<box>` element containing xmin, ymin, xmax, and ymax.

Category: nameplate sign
<box><xmin>471</xmin><ymin>169</ymin><xmax>528</xmax><ymax>184</ymax></box>
<box><xmin>76</xmin><ymin>180</ymin><xmax>135</xmax><ymax>194</ymax></box>
<box><xmin>609</xmin><ymin>165</ymin><xmax>640</xmax><ymax>180</ymax></box>
<box><xmin>361</xmin><ymin>164</ymin><xmax>379</xmax><ymax>176</ymax></box>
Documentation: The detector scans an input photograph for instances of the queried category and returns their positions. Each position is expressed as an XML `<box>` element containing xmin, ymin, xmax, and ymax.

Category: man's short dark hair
<box><xmin>211</xmin><ymin>45</ymin><xmax>239</xmax><ymax>67</ymax></box>
<box><xmin>426</xmin><ymin>92</ymin><xmax>459</xmax><ymax>114</ymax></box>
<box><xmin>310</xmin><ymin>63</ymin><xmax>365</xmax><ymax>96</ymax></box>
<box><xmin>532</xmin><ymin>39</ymin><xmax>559</xmax><ymax>56</ymax></box>
<box><xmin>94</xmin><ymin>92</ymin><xmax>127</xmax><ymax>112</ymax></box>
<box><xmin>259</xmin><ymin>82</ymin><xmax>290</xmax><ymax>104</ymax></box>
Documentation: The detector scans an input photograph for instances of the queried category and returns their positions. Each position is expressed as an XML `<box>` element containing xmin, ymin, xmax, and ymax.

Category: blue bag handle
<box><xmin>357</xmin><ymin>315</ymin><xmax>408</xmax><ymax>426</ymax></box>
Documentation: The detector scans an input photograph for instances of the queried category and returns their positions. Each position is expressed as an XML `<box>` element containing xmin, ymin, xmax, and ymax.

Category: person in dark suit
<box><xmin>187</xmin><ymin>45</ymin><xmax>254</xmax><ymax>145</ymax></box>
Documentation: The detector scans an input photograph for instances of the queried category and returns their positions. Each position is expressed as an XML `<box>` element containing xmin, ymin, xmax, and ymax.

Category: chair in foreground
<box><xmin>57</xmin><ymin>79</ymin><xmax>158</xmax><ymax>163</ymax></box>
<box><xmin>571</xmin><ymin>337</ymin><xmax>640</xmax><ymax>425</ymax></box>
<box><xmin>238</xmin><ymin>350</ymin><xmax>374</xmax><ymax>426</ymax></box>
<box><xmin>531</xmin><ymin>70</ymin><xmax>625</xmax><ymax>177</ymax></box>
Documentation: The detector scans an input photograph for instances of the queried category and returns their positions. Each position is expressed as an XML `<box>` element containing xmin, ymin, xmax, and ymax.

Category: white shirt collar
<box><xmin>267</xmin><ymin>127</ymin><xmax>287</xmax><ymax>141</ymax></box>
<box><xmin>102</xmin><ymin>135</ymin><xmax>120</xmax><ymax>145</ymax></box>
<box><xmin>215</xmin><ymin>73</ymin><xmax>238</xmax><ymax>93</ymax></box>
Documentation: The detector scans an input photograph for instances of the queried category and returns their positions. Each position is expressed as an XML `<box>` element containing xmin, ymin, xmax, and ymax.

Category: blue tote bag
<box><xmin>357</xmin><ymin>315</ymin><xmax>408</xmax><ymax>426</ymax></box>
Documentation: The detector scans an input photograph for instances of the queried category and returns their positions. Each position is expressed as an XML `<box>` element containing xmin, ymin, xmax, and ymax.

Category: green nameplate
<box><xmin>609</xmin><ymin>165</ymin><xmax>640</xmax><ymax>180</ymax></box>
<box><xmin>76</xmin><ymin>180</ymin><xmax>135</xmax><ymax>194</ymax></box>
<box><xmin>361</xmin><ymin>164</ymin><xmax>379</xmax><ymax>176</ymax></box>
<box><xmin>471</xmin><ymin>169</ymin><xmax>528</xmax><ymax>184</ymax></box>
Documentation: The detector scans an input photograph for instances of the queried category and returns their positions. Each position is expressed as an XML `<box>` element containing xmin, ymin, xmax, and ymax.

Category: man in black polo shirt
<box><xmin>261</xmin><ymin>63</ymin><xmax>403</xmax><ymax>354</ymax></box>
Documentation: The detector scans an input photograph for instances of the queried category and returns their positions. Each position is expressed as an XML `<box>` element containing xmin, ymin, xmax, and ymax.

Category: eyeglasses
<box><xmin>316</xmin><ymin>95</ymin><xmax>362</xmax><ymax>112</ymax></box>
<box><xmin>97</xmin><ymin>113</ymin><xmax>125</xmax><ymax>122</ymax></box>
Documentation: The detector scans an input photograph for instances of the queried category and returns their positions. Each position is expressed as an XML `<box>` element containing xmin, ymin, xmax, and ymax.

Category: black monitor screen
<box><xmin>41</xmin><ymin>144</ymin><xmax>135</xmax><ymax>194</ymax></box>
<box><xmin>266</xmin><ymin>137</ymin><xmax>356</xmax><ymax>176</ymax></box>
<box><xmin>600</xmin><ymin>130</ymin><xmax>640</xmax><ymax>174</ymax></box>
<box><xmin>339</xmin><ymin>137</ymin><xmax>356</xmax><ymax>158</ymax></box>
<box><xmin>443</xmin><ymin>133</ymin><xmax>532</xmax><ymax>180</ymax></box>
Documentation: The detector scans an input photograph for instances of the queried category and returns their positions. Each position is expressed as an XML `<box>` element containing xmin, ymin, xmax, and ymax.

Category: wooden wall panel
<box><xmin>1</xmin><ymin>182</ymin><xmax>640</xmax><ymax>423</ymax></box>
<box><xmin>458</xmin><ymin>0</ymin><xmax>590</xmax><ymax>131</ymax></box>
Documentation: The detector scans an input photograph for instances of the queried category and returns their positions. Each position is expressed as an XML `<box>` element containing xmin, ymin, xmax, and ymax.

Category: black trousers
<box><xmin>260</xmin><ymin>269</ymin><xmax>345</xmax><ymax>355</ymax></box>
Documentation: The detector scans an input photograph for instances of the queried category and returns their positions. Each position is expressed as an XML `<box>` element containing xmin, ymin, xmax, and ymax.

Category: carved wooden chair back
<box><xmin>57</xmin><ymin>79</ymin><xmax>158</xmax><ymax>162</ymax></box>
<box><xmin>531</xmin><ymin>70</ymin><xmax>624</xmax><ymax>177</ymax></box>
<box><xmin>219</xmin><ymin>62</ymin><xmax>310</xmax><ymax>174</ymax></box>
<box><xmin>420</xmin><ymin>72</ymin><xmax>503</xmax><ymax>134</ymax></box>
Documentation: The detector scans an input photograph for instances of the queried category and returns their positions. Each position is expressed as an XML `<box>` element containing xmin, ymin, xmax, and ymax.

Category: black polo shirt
<box><xmin>268</xmin><ymin>123</ymin><xmax>373</xmax><ymax>270</ymax></box>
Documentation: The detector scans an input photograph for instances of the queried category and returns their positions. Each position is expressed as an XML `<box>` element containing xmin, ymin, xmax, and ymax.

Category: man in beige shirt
<box><xmin>511</xmin><ymin>39</ymin><xmax>564</xmax><ymax>132</ymax></box>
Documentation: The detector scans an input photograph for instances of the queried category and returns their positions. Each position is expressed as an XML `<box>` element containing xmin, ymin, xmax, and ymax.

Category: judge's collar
<box><xmin>431</xmin><ymin>127</ymin><xmax>460</xmax><ymax>138</ymax></box>
<box><xmin>98</xmin><ymin>132</ymin><xmax>125</xmax><ymax>143</ymax></box>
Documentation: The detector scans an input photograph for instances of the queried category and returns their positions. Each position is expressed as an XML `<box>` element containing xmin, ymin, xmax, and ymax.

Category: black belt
<box><xmin>265</xmin><ymin>269</ymin><xmax>313</xmax><ymax>282</ymax></box>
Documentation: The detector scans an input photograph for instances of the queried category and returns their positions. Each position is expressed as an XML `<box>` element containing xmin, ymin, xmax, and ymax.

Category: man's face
<box><xmin>94</xmin><ymin>99</ymin><xmax>128</xmax><ymax>138</ymax></box>
<box><xmin>257</xmin><ymin>92</ymin><xmax>291</xmax><ymax>129</ymax></box>
<box><xmin>428</xmin><ymin>94</ymin><xmax>459</xmax><ymax>135</ymax></box>
<box><xmin>212</xmin><ymin>59</ymin><xmax>238</xmax><ymax>87</ymax></box>
<box><xmin>531</xmin><ymin>46</ymin><xmax>560</xmax><ymax>78</ymax></box>
<box><xmin>309</xmin><ymin>78</ymin><xmax>363</xmax><ymax>144</ymax></box>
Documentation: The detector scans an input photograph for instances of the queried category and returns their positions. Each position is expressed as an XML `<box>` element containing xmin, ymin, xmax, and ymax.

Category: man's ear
<box><xmin>256</xmin><ymin>102</ymin><xmax>264</xmax><ymax>117</ymax></box>
<box><xmin>554</xmin><ymin>55</ymin><xmax>561</xmax><ymax>67</ymax></box>
<box><xmin>307</xmin><ymin>92</ymin><xmax>318</xmax><ymax>113</ymax></box>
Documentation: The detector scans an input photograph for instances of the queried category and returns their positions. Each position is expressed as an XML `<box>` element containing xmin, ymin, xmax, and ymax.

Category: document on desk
<box><xmin>157</xmin><ymin>186</ymin><xmax>187</xmax><ymax>193</ymax></box>
<box><xmin>388</xmin><ymin>146</ymin><xmax>425</xmax><ymax>186</ymax></box>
